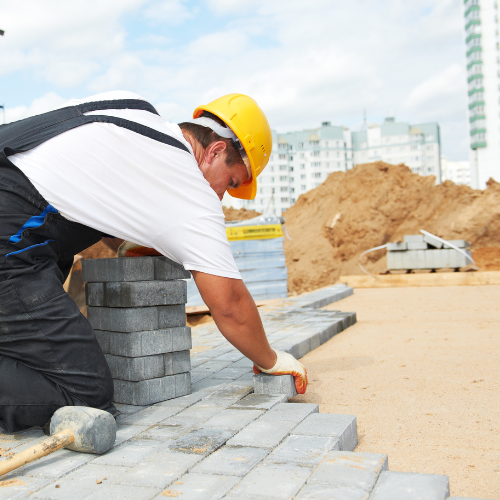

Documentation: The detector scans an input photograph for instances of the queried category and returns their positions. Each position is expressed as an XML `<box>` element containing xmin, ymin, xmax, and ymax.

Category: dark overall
<box><xmin>0</xmin><ymin>99</ymin><xmax>191</xmax><ymax>432</ymax></box>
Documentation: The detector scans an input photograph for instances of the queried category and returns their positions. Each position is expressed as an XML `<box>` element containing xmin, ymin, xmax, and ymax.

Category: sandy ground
<box><xmin>294</xmin><ymin>285</ymin><xmax>500</xmax><ymax>499</ymax></box>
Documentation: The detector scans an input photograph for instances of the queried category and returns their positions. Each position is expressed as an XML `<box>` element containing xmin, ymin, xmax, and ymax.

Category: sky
<box><xmin>0</xmin><ymin>0</ymin><xmax>469</xmax><ymax>160</ymax></box>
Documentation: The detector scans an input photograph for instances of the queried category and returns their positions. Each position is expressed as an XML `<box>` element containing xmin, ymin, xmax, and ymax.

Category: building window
<box><xmin>301</xmin><ymin>174</ymin><xmax>306</xmax><ymax>180</ymax></box>
<box><xmin>312</xmin><ymin>162</ymin><xmax>321</xmax><ymax>167</ymax></box>
<box><xmin>280</xmin><ymin>186</ymin><xmax>288</xmax><ymax>192</ymax></box>
<box><xmin>309</xmin><ymin>140</ymin><xmax>319</xmax><ymax>146</ymax></box>
<box><xmin>300</xmin><ymin>164</ymin><xmax>305</xmax><ymax>169</ymax></box>
<box><xmin>271</xmin><ymin>177</ymin><xmax>275</xmax><ymax>183</ymax></box>
<box><xmin>280</xmin><ymin>176</ymin><xmax>287</xmax><ymax>181</ymax></box>
<box><xmin>299</xmin><ymin>153</ymin><xmax>305</xmax><ymax>159</ymax></box>
<box><xmin>313</xmin><ymin>172</ymin><xmax>321</xmax><ymax>178</ymax></box>
<box><xmin>279</xmin><ymin>165</ymin><xmax>287</xmax><ymax>171</ymax></box>
<box><xmin>279</xmin><ymin>154</ymin><xmax>286</xmax><ymax>160</ymax></box>
<box><xmin>280</xmin><ymin>197</ymin><xmax>289</xmax><ymax>202</ymax></box>
<box><xmin>311</xmin><ymin>151</ymin><xmax>320</xmax><ymax>157</ymax></box>
<box><xmin>289</xmin><ymin>166</ymin><xmax>294</xmax><ymax>172</ymax></box>
<box><xmin>298</xmin><ymin>142</ymin><xmax>304</xmax><ymax>148</ymax></box>
<box><xmin>278</xmin><ymin>143</ymin><xmax>287</xmax><ymax>149</ymax></box>
<box><xmin>270</xmin><ymin>166</ymin><xmax>274</xmax><ymax>172</ymax></box>
<box><xmin>325</xmin><ymin>152</ymin><xmax>329</xmax><ymax>158</ymax></box>
<box><xmin>427</xmin><ymin>156</ymin><xmax>434</xmax><ymax>162</ymax></box>
<box><xmin>291</xmin><ymin>198</ymin><xmax>296</xmax><ymax>203</ymax></box>
<box><xmin>289</xmin><ymin>156</ymin><xmax>293</xmax><ymax>161</ymax></box>
<box><xmin>290</xmin><ymin>177</ymin><xmax>294</xmax><ymax>182</ymax></box>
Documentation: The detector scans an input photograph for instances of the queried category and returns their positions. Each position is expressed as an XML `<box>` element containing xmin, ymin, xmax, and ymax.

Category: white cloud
<box><xmin>143</xmin><ymin>0</ymin><xmax>195</xmax><ymax>25</ymax></box>
<box><xmin>1</xmin><ymin>0</ymin><xmax>471</xmax><ymax>160</ymax></box>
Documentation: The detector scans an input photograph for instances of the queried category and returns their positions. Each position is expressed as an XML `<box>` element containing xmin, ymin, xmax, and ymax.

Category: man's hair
<box><xmin>179</xmin><ymin>112</ymin><xmax>244</xmax><ymax>167</ymax></box>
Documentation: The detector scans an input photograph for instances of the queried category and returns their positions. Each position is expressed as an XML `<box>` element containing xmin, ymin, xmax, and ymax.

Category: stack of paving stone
<box><xmin>82</xmin><ymin>256</ymin><xmax>192</xmax><ymax>406</ymax></box>
<box><xmin>387</xmin><ymin>234</ymin><xmax>472</xmax><ymax>271</ymax></box>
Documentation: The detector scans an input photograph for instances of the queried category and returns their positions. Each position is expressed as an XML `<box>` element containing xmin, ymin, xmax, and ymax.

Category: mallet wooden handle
<box><xmin>0</xmin><ymin>429</ymin><xmax>74</xmax><ymax>477</ymax></box>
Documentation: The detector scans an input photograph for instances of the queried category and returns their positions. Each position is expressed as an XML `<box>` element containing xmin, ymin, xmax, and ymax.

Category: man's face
<box><xmin>199</xmin><ymin>141</ymin><xmax>249</xmax><ymax>200</ymax></box>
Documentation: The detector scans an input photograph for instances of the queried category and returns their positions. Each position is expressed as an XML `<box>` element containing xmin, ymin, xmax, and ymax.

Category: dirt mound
<box><xmin>223</xmin><ymin>206</ymin><xmax>262</xmax><ymax>221</ymax></box>
<box><xmin>473</xmin><ymin>247</ymin><xmax>500</xmax><ymax>270</ymax></box>
<box><xmin>284</xmin><ymin>161</ymin><xmax>500</xmax><ymax>294</ymax></box>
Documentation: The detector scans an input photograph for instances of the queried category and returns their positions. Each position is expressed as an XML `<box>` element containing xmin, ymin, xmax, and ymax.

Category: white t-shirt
<box><xmin>9</xmin><ymin>91</ymin><xmax>241</xmax><ymax>279</ymax></box>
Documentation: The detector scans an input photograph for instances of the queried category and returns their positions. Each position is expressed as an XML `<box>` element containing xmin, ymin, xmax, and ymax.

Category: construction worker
<box><xmin>0</xmin><ymin>91</ymin><xmax>307</xmax><ymax>433</ymax></box>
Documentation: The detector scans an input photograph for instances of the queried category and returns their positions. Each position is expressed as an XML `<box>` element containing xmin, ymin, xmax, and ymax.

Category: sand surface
<box><xmin>295</xmin><ymin>285</ymin><xmax>500</xmax><ymax>499</ymax></box>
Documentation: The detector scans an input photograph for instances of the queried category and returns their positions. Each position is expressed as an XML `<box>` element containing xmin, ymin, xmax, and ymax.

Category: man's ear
<box><xmin>206</xmin><ymin>141</ymin><xmax>228</xmax><ymax>165</ymax></box>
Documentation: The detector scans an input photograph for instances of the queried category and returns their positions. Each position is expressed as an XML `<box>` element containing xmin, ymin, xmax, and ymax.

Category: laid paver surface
<box><xmin>0</xmin><ymin>284</ymin><xmax>475</xmax><ymax>499</ymax></box>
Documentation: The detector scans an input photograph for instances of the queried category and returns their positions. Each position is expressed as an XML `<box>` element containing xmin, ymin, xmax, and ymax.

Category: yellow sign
<box><xmin>226</xmin><ymin>224</ymin><xmax>283</xmax><ymax>241</ymax></box>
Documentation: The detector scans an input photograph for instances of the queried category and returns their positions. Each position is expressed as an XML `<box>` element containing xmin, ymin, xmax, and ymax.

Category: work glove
<box><xmin>117</xmin><ymin>241</ymin><xmax>162</xmax><ymax>258</ymax></box>
<box><xmin>253</xmin><ymin>349</ymin><xmax>308</xmax><ymax>394</ymax></box>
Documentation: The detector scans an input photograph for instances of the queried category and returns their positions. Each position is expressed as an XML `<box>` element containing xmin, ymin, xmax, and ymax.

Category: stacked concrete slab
<box><xmin>82</xmin><ymin>256</ymin><xmax>193</xmax><ymax>406</ymax></box>
<box><xmin>387</xmin><ymin>234</ymin><xmax>472</xmax><ymax>270</ymax></box>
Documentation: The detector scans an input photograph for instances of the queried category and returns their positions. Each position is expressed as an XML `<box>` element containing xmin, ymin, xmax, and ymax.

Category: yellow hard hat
<box><xmin>193</xmin><ymin>93</ymin><xmax>272</xmax><ymax>200</ymax></box>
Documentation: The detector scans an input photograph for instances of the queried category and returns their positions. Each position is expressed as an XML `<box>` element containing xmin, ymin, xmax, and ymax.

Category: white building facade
<box><xmin>225</xmin><ymin>119</ymin><xmax>441</xmax><ymax>215</ymax></box>
<box><xmin>464</xmin><ymin>0</ymin><xmax>500</xmax><ymax>188</ymax></box>
<box><xmin>440</xmin><ymin>156</ymin><xmax>472</xmax><ymax>186</ymax></box>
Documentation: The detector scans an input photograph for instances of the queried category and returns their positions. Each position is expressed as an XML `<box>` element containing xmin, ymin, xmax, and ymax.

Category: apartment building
<box><xmin>440</xmin><ymin>156</ymin><xmax>472</xmax><ymax>186</ymax></box>
<box><xmin>224</xmin><ymin>119</ymin><xmax>441</xmax><ymax>215</ymax></box>
<box><xmin>464</xmin><ymin>0</ymin><xmax>500</xmax><ymax>187</ymax></box>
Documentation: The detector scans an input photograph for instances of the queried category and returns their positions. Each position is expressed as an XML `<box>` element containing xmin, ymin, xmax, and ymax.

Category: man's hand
<box><xmin>117</xmin><ymin>241</ymin><xmax>161</xmax><ymax>257</ymax></box>
<box><xmin>254</xmin><ymin>349</ymin><xmax>308</xmax><ymax>394</ymax></box>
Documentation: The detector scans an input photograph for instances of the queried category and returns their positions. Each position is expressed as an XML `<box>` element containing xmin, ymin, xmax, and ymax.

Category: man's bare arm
<box><xmin>192</xmin><ymin>271</ymin><xmax>277</xmax><ymax>370</ymax></box>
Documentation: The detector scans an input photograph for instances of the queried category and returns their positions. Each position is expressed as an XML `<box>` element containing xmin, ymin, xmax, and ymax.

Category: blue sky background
<box><xmin>1</xmin><ymin>0</ymin><xmax>469</xmax><ymax>160</ymax></box>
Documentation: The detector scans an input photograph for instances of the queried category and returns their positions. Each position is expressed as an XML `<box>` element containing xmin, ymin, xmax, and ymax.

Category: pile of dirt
<box><xmin>284</xmin><ymin>161</ymin><xmax>500</xmax><ymax>295</ymax></box>
<box><xmin>222</xmin><ymin>206</ymin><xmax>261</xmax><ymax>221</ymax></box>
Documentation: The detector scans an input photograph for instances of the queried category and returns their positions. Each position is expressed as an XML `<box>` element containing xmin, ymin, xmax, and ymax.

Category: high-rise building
<box><xmin>463</xmin><ymin>0</ymin><xmax>500</xmax><ymax>188</ymax></box>
<box><xmin>440</xmin><ymin>156</ymin><xmax>472</xmax><ymax>186</ymax></box>
<box><xmin>224</xmin><ymin>119</ymin><xmax>441</xmax><ymax>215</ymax></box>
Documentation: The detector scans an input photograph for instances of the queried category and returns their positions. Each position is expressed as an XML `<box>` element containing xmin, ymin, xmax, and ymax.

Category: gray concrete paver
<box><xmin>266</xmin><ymin>434</ymin><xmax>339</xmax><ymax>467</ymax></box>
<box><xmin>303</xmin><ymin>450</ymin><xmax>388</xmax><ymax>498</ymax></box>
<box><xmin>190</xmin><ymin>445</ymin><xmax>269</xmax><ymax>476</ymax></box>
<box><xmin>0</xmin><ymin>476</ymin><xmax>52</xmax><ymax>500</ymax></box>
<box><xmin>80</xmin><ymin>483</ymin><xmax>160</xmax><ymax>500</ymax></box>
<box><xmin>114</xmin><ymin>450</ymin><xmax>201</xmax><ymax>488</ymax></box>
<box><xmin>11</xmin><ymin>448</ymin><xmax>94</xmax><ymax>478</ymax></box>
<box><xmin>114</xmin><ymin>424</ymin><xmax>150</xmax><ymax>446</ymax></box>
<box><xmin>153</xmin><ymin>473</ymin><xmax>239</xmax><ymax>500</ymax></box>
<box><xmin>229</xmin><ymin>394</ymin><xmax>287</xmax><ymax>411</ymax></box>
<box><xmin>228</xmin><ymin>462</ymin><xmax>313</xmax><ymax>499</ymax></box>
<box><xmin>292</xmin><ymin>413</ymin><xmax>358</xmax><ymax>451</ymax></box>
<box><xmin>197</xmin><ymin>409</ymin><xmax>263</xmax><ymax>431</ymax></box>
<box><xmin>90</xmin><ymin>439</ymin><xmax>169</xmax><ymax>467</ymax></box>
<box><xmin>31</xmin><ymin>464</ymin><xmax>128</xmax><ymax>500</ymax></box>
<box><xmin>370</xmin><ymin>471</ymin><xmax>450</xmax><ymax>500</ymax></box>
<box><xmin>168</xmin><ymin>428</ymin><xmax>234</xmax><ymax>456</ymax></box>
<box><xmin>226</xmin><ymin>417</ymin><xmax>300</xmax><ymax>449</ymax></box>
<box><xmin>117</xmin><ymin>404</ymin><xmax>183</xmax><ymax>426</ymax></box>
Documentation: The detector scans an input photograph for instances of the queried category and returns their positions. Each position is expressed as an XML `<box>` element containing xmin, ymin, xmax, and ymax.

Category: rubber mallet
<box><xmin>0</xmin><ymin>406</ymin><xmax>116</xmax><ymax>477</ymax></box>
